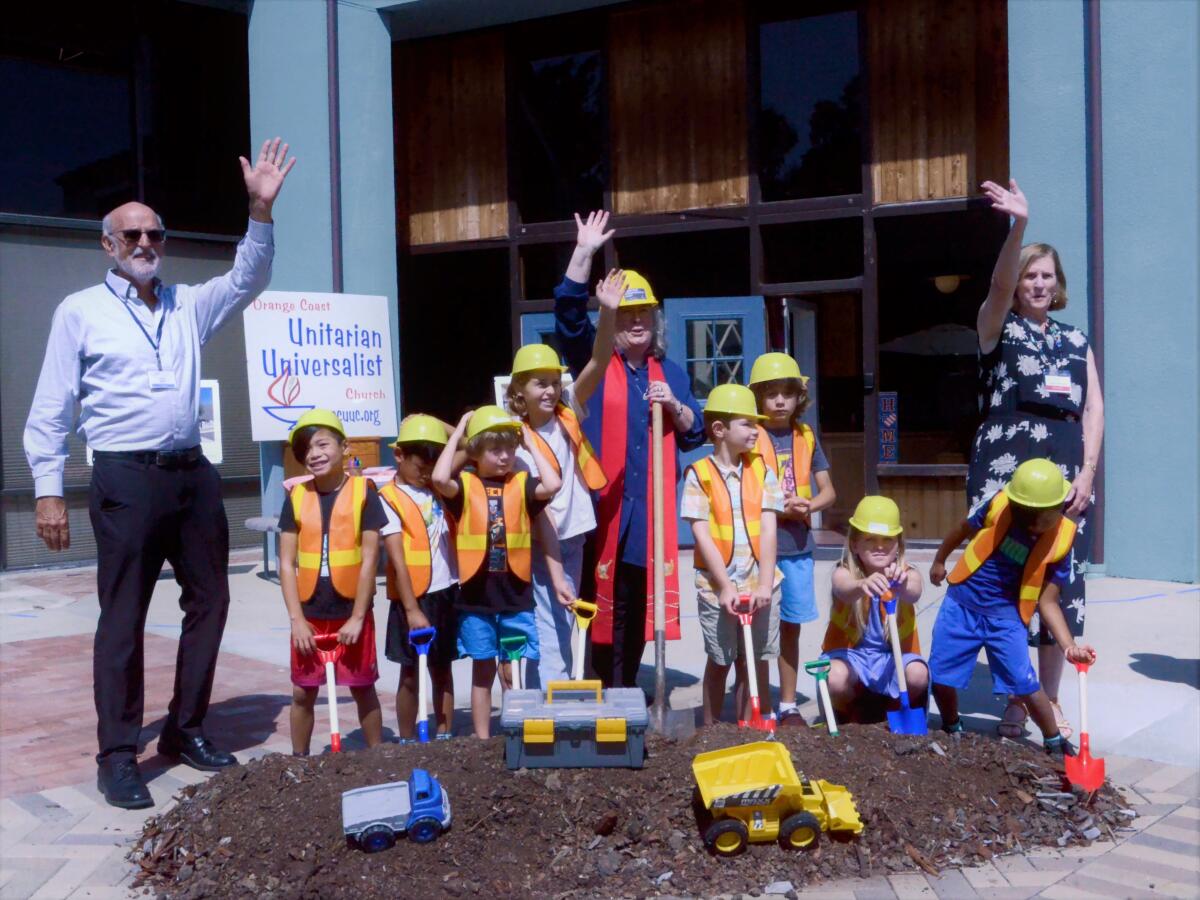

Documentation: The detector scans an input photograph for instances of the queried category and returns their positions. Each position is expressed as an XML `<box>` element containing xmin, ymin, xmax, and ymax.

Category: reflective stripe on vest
<box><xmin>521</xmin><ymin>404</ymin><xmax>608</xmax><ymax>492</ymax></box>
<box><xmin>754</xmin><ymin>423</ymin><xmax>814</xmax><ymax>499</ymax></box>
<box><xmin>688</xmin><ymin>455</ymin><xmax>765</xmax><ymax>569</ymax></box>
<box><xmin>947</xmin><ymin>492</ymin><xmax>1077</xmax><ymax>625</ymax></box>
<box><xmin>291</xmin><ymin>476</ymin><xmax>366</xmax><ymax>602</ymax></box>
<box><xmin>821</xmin><ymin>595</ymin><xmax>921</xmax><ymax>655</ymax></box>
<box><xmin>456</xmin><ymin>471</ymin><xmax>532</xmax><ymax>583</ymax></box>
<box><xmin>378</xmin><ymin>482</ymin><xmax>433</xmax><ymax>599</ymax></box>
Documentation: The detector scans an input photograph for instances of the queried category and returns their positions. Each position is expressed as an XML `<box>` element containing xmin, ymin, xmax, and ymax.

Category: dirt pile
<box><xmin>132</xmin><ymin>724</ymin><xmax>1133</xmax><ymax>899</ymax></box>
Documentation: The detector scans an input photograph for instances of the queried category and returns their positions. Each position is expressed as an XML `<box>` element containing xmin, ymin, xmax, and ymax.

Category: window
<box><xmin>615</xmin><ymin>229</ymin><xmax>750</xmax><ymax>298</ymax></box>
<box><xmin>761</xmin><ymin>218</ymin><xmax>863</xmax><ymax>284</ymax></box>
<box><xmin>519</xmin><ymin>242</ymin><xmax>574</xmax><ymax>300</ymax></box>
<box><xmin>757</xmin><ymin>6</ymin><xmax>861</xmax><ymax>201</ymax></box>
<box><xmin>686</xmin><ymin>318</ymin><xmax>744</xmax><ymax>401</ymax></box>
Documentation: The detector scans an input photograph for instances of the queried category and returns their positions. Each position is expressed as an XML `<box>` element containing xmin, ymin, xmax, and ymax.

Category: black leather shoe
<box><xmin>157</xmin><ymin>731</ymin><xmax>238</xmax><ymax>772</ymax></box>
<box><xmin>97</xmin><ymin>759</ymin><xmax>153</xmax><ymax>810</ymax></box>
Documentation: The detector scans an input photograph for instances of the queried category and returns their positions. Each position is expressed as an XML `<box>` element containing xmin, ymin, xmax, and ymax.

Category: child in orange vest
<box><xmin>277</xmin><ymin>410</ymin><xmax>384</xmax><ymax>755</ymax></box>
<box><xmin>748</xmin><ymin>352</ymin><xmax>837</xmax><ymax>727</ymax></box>
<box><xmin>379</xmin><ymin>414</ymin><xmax>459</xmax><ymax>741</ymax></box>
<box><xmin>821</xmin><ymin>496</ymin><xmax>926</xmax><ymax>723</ymax></box>
<box><xmin>681</xmin><ymin>384</ymin><xmax>785</xmax><ymax>727</ymax></box>
<box><xmin>929</xmin><ymin>458</ymin><xmax>1095</xmax><ymax>758</ymax></box>
<box><xmin>432</xmin><ymin>405</ymin><xmax>574</xmax><ymax>738</ymax></box>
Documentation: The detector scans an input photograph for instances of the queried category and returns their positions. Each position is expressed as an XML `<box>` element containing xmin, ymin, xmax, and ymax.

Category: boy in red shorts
<box><xmin>278</xmin><ymin>410</ymin><xmax>385</xmax><ymax>754</ymax></box>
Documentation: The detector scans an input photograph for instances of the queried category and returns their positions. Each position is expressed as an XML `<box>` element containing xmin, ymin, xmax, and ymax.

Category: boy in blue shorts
<box><xmin>929</xmin><ymin>458</ymin><xmax>1095</xmax><ymax>757</ymax></box>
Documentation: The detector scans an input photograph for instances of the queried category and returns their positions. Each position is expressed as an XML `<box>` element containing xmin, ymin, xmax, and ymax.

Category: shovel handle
<box><xmin>883</xmin><ymin>602</ymin><xmax>909</xmax><ymax>695</ymax></box>
<box><xmin>1076</xmin><ymin>664</ymin><xmax>1089</xmax><ymax>735</ymax></box>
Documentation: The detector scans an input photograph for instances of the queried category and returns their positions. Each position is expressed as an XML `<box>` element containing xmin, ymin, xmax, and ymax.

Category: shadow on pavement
<box><xmin>1128</xmin><ymin>653</ymin><xmax>1200</xmax><ymax>689</ymax></box>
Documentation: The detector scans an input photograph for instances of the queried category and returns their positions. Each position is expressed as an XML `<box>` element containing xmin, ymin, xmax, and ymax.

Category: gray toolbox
<box><xmin>499</xmin><ymin>680</ymin><xmax>648</xmax><ymax>769</ymax></box>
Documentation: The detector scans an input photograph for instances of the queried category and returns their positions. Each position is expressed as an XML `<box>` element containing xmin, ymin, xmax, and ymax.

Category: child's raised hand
<box><xmin>575</xmin><ymin>210</ymin><xmax>614</xmax><ymax>253</ymax></box>
<box><xmin>596</xmin><ymin>269</ymin><xmax>627</xmax><ymax>310</ymax></box>
<box><xmin>337</xmin><ymin>615</ymin><xmax>365</xmax><ymax>646</ymax></box>
<box><xmin>456</xmin><ymin>410</ymin><xmax>474</xmax><ymax>432</ymax></box>
<box><xmin>860</xmin><ymin>571</ymin><xmax>892</xmax><ymax>599</ymax></box>
<box><xmin>1065</xmin><ymin>644</ymin><xmax>1097</xmax><ymax>665</ymax></box>
<box><xmin>929</xmin><ymin>561</ymin><xmax>947</xmax><ymax>586</ymax></box>
<box><xmin>291</xmin><ymin>618</ymin><xmax>316</xmax><ymax>655</ymax></box>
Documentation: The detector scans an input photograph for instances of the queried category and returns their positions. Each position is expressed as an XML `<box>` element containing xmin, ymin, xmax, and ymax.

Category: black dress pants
<box><xmin>88</xmin><ymin>456</ymin><xmax>230</xmax><ymax>762</ymax></box>
<box><xmin>590</xmin><ymin>562</ymin><xmax>648</xmax><ymax>690</ymax></box>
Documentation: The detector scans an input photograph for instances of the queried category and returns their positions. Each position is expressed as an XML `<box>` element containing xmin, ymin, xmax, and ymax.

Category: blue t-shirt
<box><xmin>767</xmin><ymin>426</ymin><xmax>829</xmax><ymax>557</ymax></box>
<box><xmin>945</xmin><ymin>494</ymin><xmax>1073</xmax><ymax>621</ymax></box>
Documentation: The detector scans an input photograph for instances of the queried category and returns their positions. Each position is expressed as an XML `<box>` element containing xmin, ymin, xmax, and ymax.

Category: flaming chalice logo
<box><xmin>262</xmin><ymin>368</ymin><xmax>314</xmax><ymax>426</ymax></box>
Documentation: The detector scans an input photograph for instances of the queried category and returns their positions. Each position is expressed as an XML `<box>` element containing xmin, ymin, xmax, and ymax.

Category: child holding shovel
<box><xmin>379</xmin><ymin>414</ymin><xmax>460</xmax><ymax>742</ymax></box>
<box><xmin>278</xmin><ymin>410</ymin><xmax>385</xmax><ymax>755</ymax></box>
<box><xmin>820</xmin><ymin>496</ymin><xmax>927</xmax><ymax>724</ymax></box>
<box><xmin>929</xmin><ymin>458</ymin><xmax>1096</xmax><ymax>758</ymax></box>
<box><xmin>432</xmin><ymin>406</ymin><xmax>575</xmax><ymax>738</ymax></box>
<box><xmin>681</xmin><ymin>384</ymin><xmax>785</xmax><ymax>727</ymax></box>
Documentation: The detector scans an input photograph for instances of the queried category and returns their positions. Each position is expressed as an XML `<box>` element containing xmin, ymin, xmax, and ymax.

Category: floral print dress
<box><xmin>967</xmin><ymin>311</ymin><xmax>1090</xmax><ymax>643</ymax></box>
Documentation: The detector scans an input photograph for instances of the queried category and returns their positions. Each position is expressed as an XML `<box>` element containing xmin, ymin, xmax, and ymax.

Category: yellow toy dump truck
<box><xmin>692</xmin><ymin>741</ymin><xmax>864</xmax><ymax>857</ymax></box>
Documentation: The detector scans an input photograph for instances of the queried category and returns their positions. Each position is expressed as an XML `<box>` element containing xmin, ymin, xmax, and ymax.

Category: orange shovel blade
<box><xmin>1064</xmin><ymin>734</ymin><xmax>1105</xmax><ymax>792</ymax></box>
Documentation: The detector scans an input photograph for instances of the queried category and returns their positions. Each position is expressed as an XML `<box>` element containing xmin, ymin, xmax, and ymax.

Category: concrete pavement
<box><xmin>1</xmin><ymin>548</ymin><xmax>1197</xmax><ymax>898</ymax></box>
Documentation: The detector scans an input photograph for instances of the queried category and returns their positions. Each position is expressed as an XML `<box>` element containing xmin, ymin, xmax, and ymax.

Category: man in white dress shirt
<box><xmin>24</xmin><ymin>138</ymin><xmax>296</xmax><ymax>809</ymax></box>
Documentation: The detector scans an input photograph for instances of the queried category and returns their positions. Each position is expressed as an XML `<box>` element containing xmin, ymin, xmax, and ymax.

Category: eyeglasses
<box><xmin>109</xmin><ymin>229</ymin><xmax>166</xmax><ymax>245</ymax></box>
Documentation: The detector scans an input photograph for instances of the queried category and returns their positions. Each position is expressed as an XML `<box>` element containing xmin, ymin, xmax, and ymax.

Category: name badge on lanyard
<box><xmin>1044</xmin><ymin>374</ymin><xmax>1072</xmax><ymax>396</ymax></box>
<box><xmin>148</xmin><ymin>369</ymin><xmax>178</xmax><ymax>391</ymax></box>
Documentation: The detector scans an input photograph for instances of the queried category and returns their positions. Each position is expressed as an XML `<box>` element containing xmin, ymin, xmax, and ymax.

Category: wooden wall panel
<box><xmin>399</xmin><ymin>32</ymin><xmax>508</xmax><ymax>245</ymax></box>
<box><xmin>868</xmin><ymin>0</ymin><xmax>1008</xmax><ymax>204</ymax></box>
<box><xmin>609</xmin><ymin>0</ymin><xmax>748</xmax><ymax>214</ymax></box>
<box><xmin>879</xmin><ymin>475</ymin><xmax>966</xmax><ymax>539</ymax></box>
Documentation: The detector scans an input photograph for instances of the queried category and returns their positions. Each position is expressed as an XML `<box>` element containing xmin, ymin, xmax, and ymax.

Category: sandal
<box><xmin>997</xmin><ymin>697</ymin><xmax>1029</xmax><ymax>738</ymax></box>
<box><xmin>1049</xmin><ymin>700</ymin><xmax>1073</xmax><ymax>740</ymax></box>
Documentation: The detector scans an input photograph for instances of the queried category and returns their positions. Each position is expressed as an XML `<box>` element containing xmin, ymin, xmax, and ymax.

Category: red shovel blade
<box><xmin>1064</xmin><ymin>733</ymin><xmax>1106</xmax><ymax>792</ymax></box>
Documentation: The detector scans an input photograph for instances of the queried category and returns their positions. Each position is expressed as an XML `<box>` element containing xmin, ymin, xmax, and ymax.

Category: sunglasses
<box><xmin>110</xmin><ymin>229</ymin><xmax>166</xmax><ymax>245</ymax></box>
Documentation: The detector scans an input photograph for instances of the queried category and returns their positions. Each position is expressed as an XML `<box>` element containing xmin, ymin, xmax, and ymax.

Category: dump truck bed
<box><xmin>692</xmin><ymin>741</ymin><xmax>802</xmax><ymax>808</ymax></box>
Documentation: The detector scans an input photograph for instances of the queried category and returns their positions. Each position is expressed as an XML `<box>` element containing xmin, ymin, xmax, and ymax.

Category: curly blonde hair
<box><xmin>1015</xmin><ymin>243</ymin><xmax>1068</xmax><ymax>312</ymax></box>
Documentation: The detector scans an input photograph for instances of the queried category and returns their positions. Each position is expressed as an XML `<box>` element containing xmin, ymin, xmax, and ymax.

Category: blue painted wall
<box><xmin>1099</xmin><ymin>0</ymin><xmax>1199</xmax><ymax>582</ymax></box>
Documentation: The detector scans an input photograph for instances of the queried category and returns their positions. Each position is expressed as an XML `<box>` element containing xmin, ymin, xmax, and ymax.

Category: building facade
<box><xmin>1</xmin><ymin>0</ymin><xmax>1196</xmax><ymax>582</ymax></box>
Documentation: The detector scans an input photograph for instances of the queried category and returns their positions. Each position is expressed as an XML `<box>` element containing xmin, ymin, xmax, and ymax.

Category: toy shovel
<box><xmin>882</xmin><ymin>591</ymin><xmax>928</xmax><ymax>735</ymax></box>
<box><xmin>499</xmin><ymin>634</ymin><xmax>528</xmax><ymax>691</ymax></box>
<box><xmin>734</xmin><ymin>596</ymin><xmax>776</xmax><ymax>733</ymax></box>
<box><xmin>1064</xmin><ymin>660</ymin><xmax>1105</xmax><ymax>793</ymax></box>
<box><xmin>571</xmin><ymin>600</ymin><xmax>597</xmax><ymax>681</ymax></box>
<box><xmin>408</xmin><ymin>626</ymin><xmax>436</xmax><ymax>743</ymax></box>
<box><xmin>313</xmin><ymin>634</ymin><xmax>346</xmax><ymax>753</ymax></box>
<box><xmin>805</xmin><ymin>659</ymin><xmax>839</xmax><ymax>737</ymax></box>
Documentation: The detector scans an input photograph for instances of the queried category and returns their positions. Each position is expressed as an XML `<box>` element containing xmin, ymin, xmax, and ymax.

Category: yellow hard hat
<box><xmin>618</xmin><ymin>270</ymin><xmax>658</xmax><ymax>309</ymax></box>
<box><xmin>511</xmin><ymin>343</ymin><xmax>567</xmax><ymax>377</ymax></box>
<box><xmin>289</xmin><ymin>409</ymin><xmax>346</xmax><ymax>444</ymax></box>
<box><xmin>849</xmin><ymin>496</ymin><xmax>904</xmax><ymax>537</ymax></box>
<box><xmin>390</xmin><ymin>414</ymin><xmax>447</xmax><ymax>448</ymax></box>
<box><xmin>1004</xmin><ymin>458</ymin><xmax>1071</xmax><ymax>509</ymax></box>
<box><xmin>703</xmin><ymin>384</ymin><xmax>767</xmax><ymax>421</ymax></box>
<box><xmin>748</xmin><ymin>352</ymin><xmax>810</xmax><ymax>388</ymax></box>
<box><xmin>466</xmin><ymin>405</ymin><xmax>523</xmax><ymax>441</ymax></box>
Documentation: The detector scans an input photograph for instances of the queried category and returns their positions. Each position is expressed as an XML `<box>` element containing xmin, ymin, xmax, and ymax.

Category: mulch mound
<box><xmin>132</xmin><ymin>723</ymin><xmax>1134</xmax><ymax>899</ymax></box>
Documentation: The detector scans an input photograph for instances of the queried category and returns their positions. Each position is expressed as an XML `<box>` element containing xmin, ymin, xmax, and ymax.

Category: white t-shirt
<box><xmin>515</xmin><ymin>414</ymin><xmax>597</xmax><ymax>542</ymax></box>
<box><xmin>379</xmin><ymin>482</ymin><xmax>457</xmax><ymax>592</ymax></box>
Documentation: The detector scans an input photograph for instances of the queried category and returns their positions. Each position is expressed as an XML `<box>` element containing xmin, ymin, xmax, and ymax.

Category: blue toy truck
<box><xmin>341</xmin><ymin>769</ymin><xmax>452</xmax><ymax>852</ymax></box>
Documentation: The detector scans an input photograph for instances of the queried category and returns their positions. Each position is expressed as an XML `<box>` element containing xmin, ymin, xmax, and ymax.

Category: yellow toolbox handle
<box><xmin>546</xmin><ymin>679</ymin><xmax>603</xmax><ymax>703</ymax></box>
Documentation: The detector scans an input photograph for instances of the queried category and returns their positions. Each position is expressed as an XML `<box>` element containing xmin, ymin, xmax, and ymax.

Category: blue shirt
<box><xmin>24</xmin><ymin>220</ymin><xmax>274</xmax><ymax>496</ymax></box>
<box><xmin>946</xmin><ymin>494</ymin><xmax>1073</xmax><ymax>621</ymax></box>
<box><xmin>554</xmin><ymin>276</ymin><xmax>705</xmax><ymax>566</ymax></box>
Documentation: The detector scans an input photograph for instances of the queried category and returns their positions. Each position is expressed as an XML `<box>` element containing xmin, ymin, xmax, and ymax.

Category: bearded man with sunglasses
<box><xmin>24</xmin><ymin>138</ymin><xmax>296</xmax><ymax>809</ymax></box>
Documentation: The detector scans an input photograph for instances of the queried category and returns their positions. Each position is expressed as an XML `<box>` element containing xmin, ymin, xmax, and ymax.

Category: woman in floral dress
<box><xmin>968</xmin><ymin>179</ymin><xmax>1106</xmax><ymax>740</ymax></box>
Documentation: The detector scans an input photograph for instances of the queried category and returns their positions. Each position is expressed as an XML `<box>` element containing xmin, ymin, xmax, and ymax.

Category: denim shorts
<box><xmin>456</xmin><ymin>609</ymin><xmax>539</xmax><ymax>661</ymax></box>
<box><xmin>778</xmin><ymin>553</ymin><xmax>818</xmax><ymax>624</ymax></box>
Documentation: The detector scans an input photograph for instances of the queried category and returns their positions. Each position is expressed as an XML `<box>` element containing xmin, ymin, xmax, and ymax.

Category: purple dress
<box><xmin>821</xmin><ymin>599</ymin><xmax>926</xmax><ymax>700</ymax></box>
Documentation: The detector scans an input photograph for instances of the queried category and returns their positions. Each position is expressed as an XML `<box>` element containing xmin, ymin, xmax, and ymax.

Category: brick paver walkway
<box><xmin>2</xmin><ymin>564</ymin><xmax>1197</xmax><ymax>899</ymax></box>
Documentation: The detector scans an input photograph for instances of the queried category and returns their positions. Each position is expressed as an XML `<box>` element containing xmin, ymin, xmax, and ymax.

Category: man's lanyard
<box><xmin>107</xmin><ymin>282</ymin><xmax>166</xmax><ymax>370</ymax></box>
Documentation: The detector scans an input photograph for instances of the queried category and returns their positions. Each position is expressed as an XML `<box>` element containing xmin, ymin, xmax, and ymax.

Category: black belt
<box><xmin>1013</xmin><ymin>404</ymin><xmax>1080</xmax><ymax>424</ymax></box>
<box><xmin>93</xmin><ymin>446</ymin><xmax>203</xmax><ymax>468</ymax></box>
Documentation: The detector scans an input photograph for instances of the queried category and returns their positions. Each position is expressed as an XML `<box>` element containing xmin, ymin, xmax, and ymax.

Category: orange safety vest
<box><xmin>754</xmin><ymin>423</ymin><xmax>814</xmax><ymax>499</ymax></box>
<box><xmin>291</xmin><ymin>476</ymin><xmax>367</xmax><ymax>602</ymax></box>
<box><xmin>455</xmin><ymin>471</ymin><xmax>532</xmax><ymax>583</ymax></box>
<box><xmin>948</xmin><ymin>492</ymin><xmax>1077</xmax><ymax>625</ymax></box>
<box><xmin>687</xmin><ymin>455</ymin><xmax>766</xmax><ymax>569</ymax></box>
<box><xmin>521</xmin><ymin>404</ymin><xmax>608</xmax><ymax>491</ymax></box>
<box><xmin>378</xmin><ymin>482</ymin><xmax>433</xmax><ymax>599</ymax></box>
<box><xmin>822</xmin><ymin>594</ymin><xmax>921</xmax><ymax>655</ymax></box>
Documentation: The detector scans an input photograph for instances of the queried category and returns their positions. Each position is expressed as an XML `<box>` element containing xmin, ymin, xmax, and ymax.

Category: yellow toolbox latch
<box><xmin>523</xmin><ymin>718</ymin><xmax>555</xmax><ymax>744</ymax></box>
<box><xmin>595</xmin><ymin>717</ymin><xmax>627</xmax><ymax>743</ymax></box>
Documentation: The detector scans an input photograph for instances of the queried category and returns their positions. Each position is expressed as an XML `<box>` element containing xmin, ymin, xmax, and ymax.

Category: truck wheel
<box><xmin>358</xmin><ymin>824</ymin><xmax>396</xmax><ymax>853</ymax></box>
<box><xmin>704</xmin><ymin>818</ymin><xmax>749</xmax><ymax>857</ymax></box>
<box><xmin>408</xmin><ymin>816</ymin><xmax>443</xmax><ymax>844</ymax></box>
<box><xmin>780</xmin><ymin>811</ymin><xmax>821</xmax><ymax>851</ymax></box>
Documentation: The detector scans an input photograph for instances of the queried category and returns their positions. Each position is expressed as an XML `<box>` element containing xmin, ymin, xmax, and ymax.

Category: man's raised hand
<box><xmin>574</xmin><ymin>210</ymin><xmax>614</xmax><ymax>254</ymax></box>
<box><xmin>596</xmin><ymin>269</ymin><xmax>628</xmax><ymax>311</ymax></box>
<box><xmin>241</xmin><ymin>137</ymin><xmax>297</xmax><ymax>223</ymax></box>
